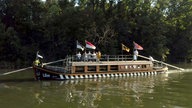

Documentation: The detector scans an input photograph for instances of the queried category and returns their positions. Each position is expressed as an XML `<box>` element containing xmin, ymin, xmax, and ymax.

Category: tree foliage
<box><xmin>0</xmin><ymin>0</ymin><xmax>192</xmax><ymax>68</ymax></box>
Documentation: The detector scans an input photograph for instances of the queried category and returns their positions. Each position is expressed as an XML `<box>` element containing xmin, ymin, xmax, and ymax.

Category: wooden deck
<box><xmin>72</xmin><ymin>60</ymin><xmax>153</xmax><ymax>66</ymax></box>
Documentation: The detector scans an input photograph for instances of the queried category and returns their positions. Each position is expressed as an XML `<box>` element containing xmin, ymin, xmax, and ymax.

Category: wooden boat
<box><xmin>33</xmin><ymin>54</ymin><xmax>168</xmax><ymax>80</ymax></box>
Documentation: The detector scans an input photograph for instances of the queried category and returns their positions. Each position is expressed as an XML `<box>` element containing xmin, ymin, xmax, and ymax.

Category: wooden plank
<box><xmin>72</xmin><ymin>61</ymin><xmax>152</xmax><ymax>66</ymax></box>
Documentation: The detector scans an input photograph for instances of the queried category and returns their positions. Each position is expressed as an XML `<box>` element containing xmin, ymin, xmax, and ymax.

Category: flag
<box><xmin>36</xmin><ymin>51</ymin><xmax>43</xmax><ymax>59</ymax></box>
<box><xmin>133</xmin><ymin>41</ymin><xmax>143</xmax><ymax>50</ymax></box>
<box><xmin>85</xmin><ymin>40</ymin><xmax>96</xmax><ymax>49</ymax></box>
<box><xmin>121</xmin><ymin>44</ymin><xmax>130</xmax><ymax>52</ymax></box>
<box><xmin>76</xmin><ymin>41</ymin><xmax>84</xmax><ymax>51</ymax></box>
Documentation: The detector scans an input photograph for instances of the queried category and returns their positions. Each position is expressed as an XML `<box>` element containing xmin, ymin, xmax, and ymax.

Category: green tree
<box><xmin>166</xmin><ymin>0</ymin><xmax>192</xmax><ymax>62</ymax></box>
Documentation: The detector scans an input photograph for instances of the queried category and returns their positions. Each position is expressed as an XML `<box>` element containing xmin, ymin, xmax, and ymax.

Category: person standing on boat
<box><xmin>92</xmin><ymin>51</ymin><xmax>97</xmax><ymax>61</ymax></box>
<box><xmin>88</xmin><ymin>51</ymin><xmax>92</xmax><ymax>61</ymax></box>
<box><xmin>34</xmin><ymin>59</ymin><xmax>40</xmax><ymax>66</ymax></box>
<box><xmin>76</xmin><ymin>52</ymin><xmax>81</xmax><ymax>61</ymax></box>
<box><xmin>133</xmin><ymin>49</ymin><xmax>138</xmax><ymax>61</ymax></box>
<box><xmin>83</xmin><ymin>52</ymin><xmax>88</xmax><ymax>61</ymax></box>
<box><xmin>34</xmin><ymin>51</ymin><xmax>43</xmax><ymax>66</ymax></box>
<box><xmin>149</xmin><ymin>56</ymin><xmax>154</xmax><ymax>61</ymax></box>
<box><xmin>96</xmin><ymin>51</ymin><xmax>101</xmax><ymax>61</ymax></box>
<box><xmin>133</xmin><ymin>41</ymin><xmax>143</xmax><ymax>61</ymax></box>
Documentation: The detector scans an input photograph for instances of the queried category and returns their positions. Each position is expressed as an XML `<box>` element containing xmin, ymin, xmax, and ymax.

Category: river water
<box><xmin>0</xmin><ymin>68</ymin><xmax>192</xmax><ymax>108</ymax></box>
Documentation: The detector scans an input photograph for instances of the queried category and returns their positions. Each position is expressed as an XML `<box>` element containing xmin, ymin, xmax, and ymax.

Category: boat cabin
<box><xmin>63</xmin><ymin>55</ymin><xmax>154</xmax><ymax>74</ymax></box>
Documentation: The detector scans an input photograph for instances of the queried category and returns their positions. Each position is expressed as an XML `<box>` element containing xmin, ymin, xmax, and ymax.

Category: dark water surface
<box><xmin>0</xmin><ymin>68</ymin><xmax>192</xmax><ymax>108</ymax></box>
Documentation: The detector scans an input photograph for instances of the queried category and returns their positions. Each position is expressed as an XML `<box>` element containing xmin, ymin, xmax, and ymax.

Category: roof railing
<box><xmin>67</xmin><ymin>55</ymin><xmax>133</xmax><ymax>62</ymax></box>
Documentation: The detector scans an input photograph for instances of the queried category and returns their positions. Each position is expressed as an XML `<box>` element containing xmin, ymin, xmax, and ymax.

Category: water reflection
<box><xmin>38</xmin><ymin>74</ymin><xmax>170</xmax><ymax>108</ymax></box>
<box><xmin>1</xmin><ymin>71</ymin><xmax>189</xmax><ymax>108</ymax></box>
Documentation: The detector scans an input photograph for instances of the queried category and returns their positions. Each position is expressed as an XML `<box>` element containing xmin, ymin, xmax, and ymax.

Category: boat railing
<box><xmin>44</xmin><ymin>65</ymin><xmax>67</xmax><ymax>73</ymax></box>
<box><xmin>153</xmin><ymin>61</ymin><xmax>166</xmax><ymax>68</ymax></box>
<box><xmin>66</xmin><ymin>55</ymin><xmax>133</xmax><ymax>62</ymax></box>
<box><xmin>100</xmin><ymin>55</ymin><xmax>133</xmax><ymax>61</ymax></box>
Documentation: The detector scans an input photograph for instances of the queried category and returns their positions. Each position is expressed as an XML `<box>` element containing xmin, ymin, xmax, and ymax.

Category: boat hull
<box><xmin>33</xmin><ymin>65</ymin><xmax>168</xmax><ymax>80</ymax></box>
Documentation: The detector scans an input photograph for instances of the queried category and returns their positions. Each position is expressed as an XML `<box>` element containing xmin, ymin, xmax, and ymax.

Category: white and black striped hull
<box><xmin>33</xmin><ymin>66</ymin><xmax>167</xmax><ymax>80</ymax></box>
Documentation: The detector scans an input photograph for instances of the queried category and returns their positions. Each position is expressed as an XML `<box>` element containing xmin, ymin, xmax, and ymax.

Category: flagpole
<box><xmin>85</xmin><ymin>40</ymin><xmax>86</xmax><ymax>52</ymax></box>
<box><xmin>121</xmin><ymin>46</ymin><xmax>122</xmax><ymax>55</ymax></box>
<box><xmin>75</xmin><ymin>40</ymin><xmax>78</xmax><ymax>54</ymax></box>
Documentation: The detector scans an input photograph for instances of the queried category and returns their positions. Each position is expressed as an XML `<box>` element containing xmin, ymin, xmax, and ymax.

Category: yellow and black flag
<box><xmin>121</xmin><ymin>44</ymin><xmax>130</xmax><ymax>52</ymax></box>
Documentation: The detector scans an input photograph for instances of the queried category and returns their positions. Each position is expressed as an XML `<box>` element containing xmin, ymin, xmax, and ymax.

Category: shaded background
<box><xmin>0</xmin><ymin>0</ymin><xmax>192</xmax><ymax>68</ymax></box>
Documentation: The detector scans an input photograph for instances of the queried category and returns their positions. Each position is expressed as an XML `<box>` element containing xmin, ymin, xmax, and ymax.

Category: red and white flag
<box><xmin>133</xmin><ymin>41</ymin><xmax>143</xmax><ymax>50</ymax></box>
<box><xmin>85</xmin><ymin>40</ymin><xmax>96</xmax><ymax>49</ymax></box>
